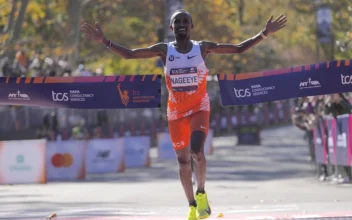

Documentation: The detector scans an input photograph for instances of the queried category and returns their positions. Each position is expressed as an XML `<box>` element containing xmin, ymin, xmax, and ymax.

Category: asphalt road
<box><xmin>1</xmin><ymin>125</ymin><xmax>352</xmax><ymax>220</ymax></box>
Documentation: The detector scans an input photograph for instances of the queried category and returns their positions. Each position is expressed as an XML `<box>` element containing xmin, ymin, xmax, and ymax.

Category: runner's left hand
<box><xmin>264</xmin><ymin>15</ymin><xmax>287</xmax><ymax>35</ymax></box>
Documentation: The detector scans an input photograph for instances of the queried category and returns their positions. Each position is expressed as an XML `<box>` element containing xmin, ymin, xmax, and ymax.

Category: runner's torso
<box><xmin>164</xmin><ymin>40</ymin><xmax>210</xmax><ymax>121</ymax></box>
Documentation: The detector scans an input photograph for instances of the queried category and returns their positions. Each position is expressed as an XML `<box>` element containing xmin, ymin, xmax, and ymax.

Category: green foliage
<box><xmin>1</xmin><ymin>0</ymin><xmax>351</xmax><ymax>76</ymax></box>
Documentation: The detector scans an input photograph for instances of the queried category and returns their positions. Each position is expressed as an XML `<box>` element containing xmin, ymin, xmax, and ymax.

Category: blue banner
<box><xmin>0</xmin><ymin>75</ymin><xmax>161</xmax><ymax>109</ymax></box>
<box><xmin>218</xmin><ymin>60</ymin><xmax>352</xmax><ymax>106</ymax></box>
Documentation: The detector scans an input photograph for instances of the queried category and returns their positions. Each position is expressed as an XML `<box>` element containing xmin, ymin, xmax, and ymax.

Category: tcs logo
<box><xmin>52</xmin><ymin>91</ymin><xmax>69</xmax><ymax>102</ymax></box>
<box><xmin>234</xmin><ymin>88</ymin><xmax>251</xmax><ymax>98</ymax></box>
<box><xmin>51</xmin><ymin>153</ymin><xmax>73</xmax><ymax>168</ymax></box>
<box><xmin>341</xmin><ymin>74</ymin><xmax>352</xmax><ymax>85</ymax></box>
<box><xmin>173</xmin><ymin>141</ymin><xmax>185</xmax><ymax>149</ymax></box>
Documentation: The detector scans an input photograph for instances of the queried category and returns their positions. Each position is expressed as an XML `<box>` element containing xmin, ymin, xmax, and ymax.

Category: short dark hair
<box><xmin>170</xmin><ymin>9</ymin><xmax>193</xmax><ymax>24</ymax></box>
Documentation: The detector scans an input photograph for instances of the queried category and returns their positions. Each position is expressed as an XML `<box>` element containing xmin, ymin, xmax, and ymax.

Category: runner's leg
<box><xmin>190</xmin><ymin>111</ymin><xmax>210</xmax><ymax>191</ymax></box>
<box><xmin>168</xmin><ymin>116</ymin><xmax>195</xmax><ymax>205</ymax></box>
<box><xmin>189</xmin><ymin>111</ymin><xmax>212</xmax><ymax>219</ymax></box>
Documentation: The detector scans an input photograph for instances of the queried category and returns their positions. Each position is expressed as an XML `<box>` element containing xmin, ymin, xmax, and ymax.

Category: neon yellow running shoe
<box><xmin>187</xmin><ymin>206</ymin><xmax>197</xmax><ymax>220</ymax></box>
<box><xmin>195</xmin><ymin>192</ymin><xmax>211</xmax><ymax>219</ymax></box>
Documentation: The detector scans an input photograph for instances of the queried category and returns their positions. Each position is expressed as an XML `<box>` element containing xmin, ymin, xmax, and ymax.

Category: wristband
<box><xmin>105</xmin><ymin>40</ymin><xmax>112</xmax><ymax>48</ymax></box>
<box><xmin>260</xmin><ymin>31</ymin><xmax>267</xmax><ymax>39</ymax></box>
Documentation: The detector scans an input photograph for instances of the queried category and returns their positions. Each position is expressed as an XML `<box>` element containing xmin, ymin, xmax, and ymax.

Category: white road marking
<box><xmin>246</xmin><ymin>217</ymin><xmax>275</xmax><ymax>220</ymax></box>
<box><xmin>40</xmin><ymin>207</ymin><xmax>156</xmax><ymax>215</ymax></box>
<box><xmin>224</xmin><ymin>207</ymin><xmax>299</xmax><ymax>214</ymax></box>
<box><xmin>293</xmin><ymin>215</ymin><xmax>321</xmax><ymax>219</ymax></box>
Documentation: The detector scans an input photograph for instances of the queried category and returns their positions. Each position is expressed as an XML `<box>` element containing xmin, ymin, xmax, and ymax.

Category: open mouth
<box><xmin>178</xmin><ymin>28</ymin><xmax>187</xmax><ymax>33</ymax></box>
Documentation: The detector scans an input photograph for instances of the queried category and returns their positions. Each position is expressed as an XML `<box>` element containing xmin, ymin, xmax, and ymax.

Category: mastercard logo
<box><xmin>51</xmin><ymin>153</ymin><xmax>73</xmax><ymax>168</ymax></box>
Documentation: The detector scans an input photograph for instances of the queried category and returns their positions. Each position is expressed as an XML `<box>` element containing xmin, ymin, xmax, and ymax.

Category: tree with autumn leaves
<box><xmin>0</xmin><ymin>0</ymin><xmax>351</xmax><ymax>77</ymax></box>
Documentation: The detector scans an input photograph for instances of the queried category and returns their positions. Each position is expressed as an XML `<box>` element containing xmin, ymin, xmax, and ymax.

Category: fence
<box><xmin>313</xmin><ymin>113</ymin><xmax>352</xmax><ymax>167</ymax></box>
<box><xmin>0</xmin><ymin>130</ymin><xmax>215</xmax><ymax>185</ymax></box>
<box><xmin>0</xmin><ymin>98</ymin><xmax>296</xmax><ymax>185</ymax></box>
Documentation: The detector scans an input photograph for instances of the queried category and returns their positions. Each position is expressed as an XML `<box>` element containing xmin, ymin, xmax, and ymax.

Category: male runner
<box><xmin>81</xmin><ymin>9</ymin><xmax>287</xmax><ymax>220</ymax></box>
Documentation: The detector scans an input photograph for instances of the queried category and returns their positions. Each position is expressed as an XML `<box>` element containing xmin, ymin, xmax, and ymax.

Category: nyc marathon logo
<box><xmin>8</xmin><ymin>91</ymin><xmax>30</xmax><ymax>101</ymax></box>
<box><xmin>117</xmin><ymin>83</ymin><xmax>130</xmax><ymax>107</ymax></box>
<box><xmin>299</xmin><ymin>77</ymin><xmax>321</xmax><ymax>89</ymax></box>
<box><xmin>117</xmin><ymin>83</ymin><xmax>155</xmax><ymax>107</ymax></box>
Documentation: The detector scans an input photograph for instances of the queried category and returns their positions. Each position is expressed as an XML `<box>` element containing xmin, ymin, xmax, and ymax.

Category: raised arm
<box><xmin>81</xmin><ymin>22</ymin><xmax>167</xmax><ymax>59</ymax></box>
<box><xmin>202</xmin><ymin>15</ymin><xmax>287</xmax><ymax>56</ymax></box>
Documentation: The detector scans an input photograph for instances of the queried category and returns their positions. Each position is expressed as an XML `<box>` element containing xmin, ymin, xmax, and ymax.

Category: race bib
<box><xmin>170</xmin><ymin>67</ymin><xmax>198</xmax><ymax>92</ymax></box>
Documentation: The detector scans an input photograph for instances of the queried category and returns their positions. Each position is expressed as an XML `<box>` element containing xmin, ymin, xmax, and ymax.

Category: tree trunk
<box><xmin>6</xmin><ymin>0</ymin><xmax>29</xmax><ymax>61</ymax></box>
<box><xmin>9</xmin><ymin>0</ymin><xmax>29</xmax><ymax>44</ymax></box>
<box><xmin>2</xmin><ymin>0</ymin><xmax>18</xmax><ymax>34</ymax></box>
<box><xmin>66</xmin><ymin>0</ymin><xmax>91</xmax><ymax>66</ymax></box>
<box><xmin>238</xmin><ymin>0</ymin><xmax>245</xmax><ymax>26</ymax></box>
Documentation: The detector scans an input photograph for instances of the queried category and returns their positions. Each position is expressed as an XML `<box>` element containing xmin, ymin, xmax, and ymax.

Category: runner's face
<box><xmin>170</xmin><ymin>12</ymin><xmax>193</xmax><ymax>40</ymax></box>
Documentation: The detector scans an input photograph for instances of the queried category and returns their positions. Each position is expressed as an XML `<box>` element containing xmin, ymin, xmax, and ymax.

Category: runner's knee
<box><xmin>177</xmin><ymin>154</ymin><xmax>191</xmax><ymax>167</ymax></box>
<box><xmin>190</xmin><ymin>130</ymin><xmax>206</xmax><ymax>153</ymax></box>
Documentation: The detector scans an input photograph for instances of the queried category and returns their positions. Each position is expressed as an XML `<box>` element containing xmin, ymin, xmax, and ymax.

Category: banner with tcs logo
<box><xmin>46</xmin><ymin>140</ymin><xmax>86</xmax><ymax>181</ymax></box>
<box><xmin>0</xmin><ymin>75</ymin><xmax>161</xmax><ymax>109</ymax></box>
<box><xmin>218</xmin><ymin>59</ymin><xmax>352</xmax><ymax>106</ymax></box>
<box><xmin>0</xmin><ymin>139</ymin><xmax>46</xmax><ymax>184</ymax></box>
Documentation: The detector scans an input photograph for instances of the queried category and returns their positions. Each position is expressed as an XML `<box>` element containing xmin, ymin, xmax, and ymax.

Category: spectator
<box><xmin>291</xmin><ymin>97</ymin><xmax>318</xmax><ymax>162</ymax></box>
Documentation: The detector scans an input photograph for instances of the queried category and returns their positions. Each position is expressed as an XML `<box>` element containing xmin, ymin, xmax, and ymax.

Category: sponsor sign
<box><xmin>218</xmin><ymin>60</ymin><xmax>352</xmax><ymax>106</ymax></box>
<box><xmin>46</xmin><ymin>140</ymin><xmax>86</xmax><ymax>180</ymax></box>
<box><xmin>0</xmin><ymin>139</ymin><xmax>46</xmax><ymax>184</ymax></box>
<box><xmin>124</xmin><ymin>136</ymin><xmax>151</xmax><ymax>168</ymax></box>
<box><xmin>313</xmin><ymin>118</ymin><xmax>328</xmax><ymax>164</ymax></box>
<box><xmin>335</xmin><ymin>114</ymin><xmax>352</xmax><ymax>166</ymax></box>
<box><xmin>0</xmin><ymin>75</ymin><xmax>161</xmax><ymax>109</ymax></box>
<box><xmin>86</xmin><ymin>139</ymin><xmax>124</xmax><ymax>173</ymax></box>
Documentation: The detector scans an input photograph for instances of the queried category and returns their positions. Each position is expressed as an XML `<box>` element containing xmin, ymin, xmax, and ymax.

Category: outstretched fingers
<box><xmin>277</xmin><ymin>16</ymin><xmax>287</xmax><ymax>26</ymax></box>
<box><xmin>274</xmin><ymin>14</ymin><xmax>285</xmax><ymax>22</ymax></box>
<box><xmin>82</xmin><ymin>23</ymin><xmax>95</xmax><ymax>30</ymax></box>
<box><xmin>274</xmin><ymin>23</ymin><xmax>287</xmax><ymax>31</ymax></box>
<box><xmin>81</xmin><ymin>27</ymin><xmax>91</xmax><ymax>35</ymax></box>
<box><xmin>268</xmin><ymin>14</ymin><xmax>287</xmax><ymax>32</ymax></box>
<box><xmin>95</xmin><ymin>22</ymin><xmax>102</xmax><ymax>31</ymax></box>
<box><xmin>81</xmin><ymin>23</ymin><xmax>93</xmax><ymax>34</ymax></box>
<box><xmin>279</xmin><ymin>23</ymin><xmax>287</xmax><ymax>29</ymax></box>
<box><xmin>267</xmin><ymin>15</ymin><xmax>274</xmax><ymax>23</ymax></box>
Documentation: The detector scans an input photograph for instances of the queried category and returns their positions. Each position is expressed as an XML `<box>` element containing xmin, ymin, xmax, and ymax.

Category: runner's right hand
<box><xmin>81</xmin><ymin>22</ymin><xmax>105</xmax><ymax>43</ymax></box>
